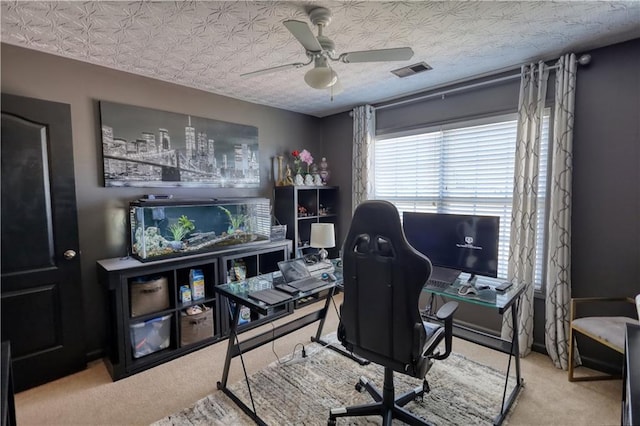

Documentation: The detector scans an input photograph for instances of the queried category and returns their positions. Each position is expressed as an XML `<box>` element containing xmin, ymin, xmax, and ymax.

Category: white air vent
<box><xmin>391</xmin><ymin>62</ymin><xmax>433</xmax><ymax>78</ymax></box>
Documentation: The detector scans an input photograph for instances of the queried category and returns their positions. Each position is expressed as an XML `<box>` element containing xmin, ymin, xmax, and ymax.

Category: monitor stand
<box><xmin>465</xmin><ymin>274</ymin><xmax>478</xmax><ymax>285</ymax></box>
<box><xmin>430</xmin><ymin>266</ymin><xmax>461</xmax><ymax>285</ymax></box>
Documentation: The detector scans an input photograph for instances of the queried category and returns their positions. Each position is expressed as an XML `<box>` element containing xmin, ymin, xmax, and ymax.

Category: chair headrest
<box><xmin>343</xmin><ymin>200</ymin><xmax>431</xmax><ymax>272</ymax></box>
<box><xmin>344</xmin><ymin>200</ymin><xmax>404</xmax><ymax>254</ymax></box>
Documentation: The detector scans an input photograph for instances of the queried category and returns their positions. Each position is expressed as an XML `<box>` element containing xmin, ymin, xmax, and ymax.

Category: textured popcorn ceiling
<box><xmin>2</xmin><ymin>1</ymin><xmax>640</xmax><ymax>117</ymax></box>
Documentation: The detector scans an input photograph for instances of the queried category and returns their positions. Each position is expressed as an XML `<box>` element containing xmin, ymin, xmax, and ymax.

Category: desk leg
<box><xmin>218</xmin><ymin>302</ymin><xmax>241</xmax><ymax>389</ymax></box>
<box><xmin>310</xmin><ymin>287</ymin><xmax>370</xmax><ymax>366</ymax></box>
<box><xmin>217</xmin><ymin>304</ymin><xmax>267</xmax><ymax>426</ymax></box>
<box><xmin>494</xmin><ymin>298</ymin><xmax>524</xmax><ymax>426</ymax></box>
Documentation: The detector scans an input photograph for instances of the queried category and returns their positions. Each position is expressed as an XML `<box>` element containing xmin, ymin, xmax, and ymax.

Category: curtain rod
<box><xmin>374</xmin><ymin>54</ymin><xmax>591</xmax><ymax>112</ymax></box>
<box><xmin>375</xmin><ymin>72</ymin><xmax>520</xmax><ymax>111</ymax></box>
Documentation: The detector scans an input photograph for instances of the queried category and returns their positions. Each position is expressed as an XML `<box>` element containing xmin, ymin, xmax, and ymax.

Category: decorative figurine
<box><xmin>284</xmin><ymin>164</ymin><xmax>294</xmax><ymax>185</ymax></box>
<box><xmin>319</xmin><ymin>157</ymin><xmax>330</xmax><ymax>184</ymax></box>
<box><xmin>304</xmin><ymin>174</ymin><xmax>314</xmax><ymax>186</ymax></box>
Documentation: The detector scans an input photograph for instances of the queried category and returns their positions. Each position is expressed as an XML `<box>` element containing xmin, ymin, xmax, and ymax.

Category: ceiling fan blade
<box><xmin>240</xmin><ymin>62</ymin><xmax>307</xmax><ymax>78</ymax></box>
<box><xmin>283</xmin><ymin>20</ymin><xmax>322</xmax><ymax>52</ymax></box>
<box><xmin>339</xmin><ymin>47</ymin><xmax>414</xmax><ymax>63</ymax></box>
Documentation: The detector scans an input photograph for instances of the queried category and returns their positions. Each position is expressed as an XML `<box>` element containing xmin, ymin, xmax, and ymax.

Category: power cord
<box><xmin>269</xmin><ymin>290</ymin><xmax>342</xmax><ymax>365</ymax></box>
<box><xmin>270</xmin><ymin>322</ymin><xmax>308</xmax><ymax>364</ymax></box>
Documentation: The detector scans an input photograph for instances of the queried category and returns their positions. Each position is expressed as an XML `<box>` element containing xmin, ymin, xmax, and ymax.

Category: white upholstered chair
<box><xmin>568</xmin><ymin>295</ymin><xmax>640</xmax><ymax>381</ymax></box>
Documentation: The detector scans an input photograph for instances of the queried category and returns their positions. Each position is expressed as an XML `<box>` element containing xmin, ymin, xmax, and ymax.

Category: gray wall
<box><xmin>319</xmin><ymin>111</ymin><xmax>353</xmax><ymax>250</ymax></box>
<box><xmin>1</xmin><ymin>43</ymin><xmax>322</xmax><ymax>357</ymax></box>
<box><xmin>567</xmin><ymin>38</ymin><xmax>639</xmax><ymax>368</ymax></box>
<box><xmin>321</xmin><ymin>38</ymin><xmax>640</xmax><ymax>366</ymax></box>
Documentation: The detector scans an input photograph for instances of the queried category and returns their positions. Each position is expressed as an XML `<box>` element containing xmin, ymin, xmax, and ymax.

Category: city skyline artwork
<box><xmin>99</xmin><ymin>101</ymin><xmax>259</xmax><ymax>188</ymax></box>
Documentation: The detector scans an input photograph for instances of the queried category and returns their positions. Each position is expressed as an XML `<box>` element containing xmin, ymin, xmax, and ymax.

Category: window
<box><xmin>372</xmin><ymin>113</ymin><xmax>549</xmax><ymax>289</ymax></box>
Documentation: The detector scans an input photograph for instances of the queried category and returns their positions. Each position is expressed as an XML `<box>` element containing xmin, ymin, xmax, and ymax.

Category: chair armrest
<box><xmin>433</xmin><ymin>301</ymin><xmax>458</xmax><ymax>360</ymax></box>
<box><xmin>571</xmin><ymin>297</ymin><xmax>634</xmax><ymax>304</ymax></box>
<box><xmin>436</xmin><ymin>301</ymin><xmax>458</xmax><ymax>320</ymax></box>
<box><xmin>570</xmin><ymin>296</ymin><xmax>636</xmax><ymax>321</ymax></box>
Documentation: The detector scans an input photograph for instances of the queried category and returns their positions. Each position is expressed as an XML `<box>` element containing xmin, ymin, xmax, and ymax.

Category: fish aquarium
<box><xmin>129</xmin><ymin>198</ymin><xmax>271</xmax><ymax>262</ymax></box>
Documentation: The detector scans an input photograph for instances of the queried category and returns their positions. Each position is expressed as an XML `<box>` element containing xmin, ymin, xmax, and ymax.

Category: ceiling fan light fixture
<box><xmin>304</xmin><ymin>66</ymin><xmax>337</xmax><ymax>89</ymax></box>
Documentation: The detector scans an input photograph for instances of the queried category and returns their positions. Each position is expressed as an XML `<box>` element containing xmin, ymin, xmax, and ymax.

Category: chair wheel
<box><xmin>328</xmin><ymin>419</ymin><xmax>336</xmax><ymax>426</ymax></box>
<box><xmin>355</xmin><ymin>382</ymin><xmax>364</xmax><ymax>392</ymax></box>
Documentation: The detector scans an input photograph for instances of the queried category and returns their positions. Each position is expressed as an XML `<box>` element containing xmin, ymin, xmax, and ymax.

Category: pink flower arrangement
<box><xmin>299</xmin><ymin>149</ymin><xmax>313</xmax><ymax>167</ymax></box>
<box><xmin>291</xmin><ymin>149</ymin><xmax>314</xmax><ymax>174</ymax></box>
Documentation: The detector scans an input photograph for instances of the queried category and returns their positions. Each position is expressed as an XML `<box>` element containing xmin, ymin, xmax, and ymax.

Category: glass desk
<box><xmin>423</xmin><ymin>277</ymin><xmax>526</xmax><ymax>426</ymax></box>
<box><xmin>215</xmin><ymin>271</ymin><xmax>339</xmax><ymax>426</ymax></box>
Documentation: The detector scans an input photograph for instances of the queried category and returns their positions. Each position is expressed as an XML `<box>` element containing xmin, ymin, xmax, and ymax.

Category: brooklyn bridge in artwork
<box><xmin>100</xmin><ymin>101</ymin><xmax>259</xmax><ymax>188</ymax></box>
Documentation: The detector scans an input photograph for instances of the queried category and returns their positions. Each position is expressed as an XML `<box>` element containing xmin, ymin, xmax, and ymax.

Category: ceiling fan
<box><xmin>240</xmin><ymin>7</ymin><xmax>414</xmax><ymax>91</ymax></box>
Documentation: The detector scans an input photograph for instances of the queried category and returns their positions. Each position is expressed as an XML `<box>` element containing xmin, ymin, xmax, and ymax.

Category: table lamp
<box><xmin>310</xmin><ymin>223</ymin><xmax>335</xmax><ymax>261</ymax></box>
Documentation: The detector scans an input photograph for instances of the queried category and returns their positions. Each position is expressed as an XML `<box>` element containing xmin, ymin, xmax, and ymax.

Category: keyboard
<box><xmin>288</xmin><ymin>276</ymin><xmax>327</xmax><ymax>292</ymax></box>
<box><xmin>247</xmin><ymin>288</ymin><xmax>293</xmax><ymax>305</ymax></box>
<box><xmin>275</xmin><ymin>284</ymin><xmax>300</xmax><ymax>295</ymax></box>
<box><xmin>426</xmin><ymin>278</ymin><xmax>453</xmax><ymax>289</ymax></box>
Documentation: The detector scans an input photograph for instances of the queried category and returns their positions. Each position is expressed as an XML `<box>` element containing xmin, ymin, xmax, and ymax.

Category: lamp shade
<box><xmin>310</xmin><ymin>223</ymin><xmax>335</xmax><ymax>248</ymax></box>
<box><xmin>304</xmin><ymin>67</ymin><xmax>338</xmax><ymax>89</ymax></box>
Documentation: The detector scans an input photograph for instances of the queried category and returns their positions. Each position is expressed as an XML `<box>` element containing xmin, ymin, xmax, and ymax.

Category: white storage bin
<box><xmin>130</xmin><ymin>314</ymin><xmax>172</xmax><ymax>358</ymax></box>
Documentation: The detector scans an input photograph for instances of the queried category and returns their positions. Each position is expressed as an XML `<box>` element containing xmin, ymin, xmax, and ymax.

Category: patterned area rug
<box><xmin>153</xmin><ymin>337</ymin><xmax>518</xmax><ymax>425</ymax></box>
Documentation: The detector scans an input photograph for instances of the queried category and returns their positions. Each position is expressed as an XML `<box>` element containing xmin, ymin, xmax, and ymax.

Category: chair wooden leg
<box><xmin>568</xmin><ymin>328</ymin><xmax>622</xmax><ymax>382</ymax></box>
<box><xmin>568</xmin><ymin>326</ymin><xmax>575</xmax><ymax>381</ymax></box>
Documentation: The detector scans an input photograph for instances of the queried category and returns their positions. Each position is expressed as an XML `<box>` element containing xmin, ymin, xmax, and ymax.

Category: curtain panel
<box><xmin>502</xmin><ymin>61</ymin><xmax>549</xmax><ymax>357</ymax></box>
<box><xmin>352</xmin><ymin>105</ymin><xmax>375</xmax><ymax>213</ymax></box>
<box><xmin>544</xmin><ymin>53</ymin><xmax>577</xmax><ymax>370</ymax></box>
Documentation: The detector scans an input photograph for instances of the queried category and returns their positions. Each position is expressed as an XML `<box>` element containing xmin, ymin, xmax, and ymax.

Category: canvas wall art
<box><xmin>100</xmin><ymin>101</ymin><xmax>259</xmax><ymax>188</ymax></box>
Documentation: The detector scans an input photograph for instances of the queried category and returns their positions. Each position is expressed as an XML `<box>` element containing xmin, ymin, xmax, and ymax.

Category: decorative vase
<box><xmin>319</xmin><ymin>157</ymin><xmax>330</xmax><ymax>184</ymax></box>
<box><xmin>294</xmin><ymin>173</ymin><xmax>304</xmax><ymax>186</ymax></box>
<box><xmin>313</xmin><ymin>173</ymin><xmax>323</xmax><ymax>186</ymax></box>
<box><xmin>304</xmin><ymin>174</ymin><xmax>314</xmax><ymax>186</ymax></box>
<box><xmin>276</xmin><ymin>155</ymin><xmax>284</xmax><ymax>186</ymax></box>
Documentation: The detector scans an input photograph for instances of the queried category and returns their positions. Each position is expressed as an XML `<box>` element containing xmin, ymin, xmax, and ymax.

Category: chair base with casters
<box><xmin>328</xmin><ymin>367</ymin><xmax>431</xmax><ymax>426</ymax></box>
<box><xmin>329</xmin><ymin>301</ymin><xmax>458</xmax><ymax>426</ymax></box>
<box><xmin>568</xmin><ymin>296</ymin><xmax>639</xmax><ymax>382</ymax></box>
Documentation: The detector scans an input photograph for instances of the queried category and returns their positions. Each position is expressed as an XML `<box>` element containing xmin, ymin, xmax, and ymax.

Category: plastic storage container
<box><xmin>130</xmin><ymin>276</ymin><xmax>169</xmax><ymax>317</ymax></box>
<box><xmin>129</xmin><ymin>198</ymin><xmax>271</xmax><ymax>262</ymax></box>
<box><xmin>130</xmin><ymin>314</ymin><xmax>172</xmax><ymax>358</ymax></box>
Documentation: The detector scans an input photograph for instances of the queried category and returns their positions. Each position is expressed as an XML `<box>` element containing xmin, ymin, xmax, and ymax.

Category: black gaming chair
<box><xmin>329</xmin><ymin>200</ymin><xmax>458</xmax><ymax>426</ymax></box>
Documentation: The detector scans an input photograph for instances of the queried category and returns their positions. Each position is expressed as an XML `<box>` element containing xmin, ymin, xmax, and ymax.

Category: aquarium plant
<box><xmin>167</xmin><ymin>215</ymin><xmax>195</xmax><ymax>242</ymax></box>
<box><xmin>217</xmin><ymin>206</ymin><xmax>247</xmax><ymax>236</ymax></box>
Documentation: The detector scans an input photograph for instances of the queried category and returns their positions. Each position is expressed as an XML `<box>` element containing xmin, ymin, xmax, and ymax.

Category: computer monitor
<box><xmin>402</xmin><ymin>212</ymin><xmax>500</xmax><ymax>282</ymax></box>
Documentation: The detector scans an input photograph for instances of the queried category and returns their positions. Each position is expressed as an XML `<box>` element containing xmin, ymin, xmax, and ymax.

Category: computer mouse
<box><xmin>327</xmin><ymin>273</ymin><xmax>337</xmax><ymax>281</ymax></box>
<box><xmin>458</xmin><ymin>285</ymin><xmax>478</xmax><ymax>296</ymax></box>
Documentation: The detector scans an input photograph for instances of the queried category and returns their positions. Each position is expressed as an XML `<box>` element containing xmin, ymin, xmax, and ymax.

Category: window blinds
<box><xmin>372</xmin><ymin>114</ymin><xmax>549</xmax><ymax>289</ymax></box>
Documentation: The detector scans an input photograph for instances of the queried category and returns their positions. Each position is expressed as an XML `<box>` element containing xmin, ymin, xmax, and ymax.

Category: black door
<box><xmin>1</xmin><ymin>93</ymin><xmax>86</xmax><ymax>392</ymax></box>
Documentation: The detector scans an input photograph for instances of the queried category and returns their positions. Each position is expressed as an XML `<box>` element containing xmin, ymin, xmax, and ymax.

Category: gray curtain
<box><xmin>545</xmin><ymin>53</ymin><xmax>577</xmax><ymax>370</ymax></box>
<box><xmin>502</xmin><ymin>61</ymin><xmax>549</xmax><ymax>357</ymax></box>
<box><xmin>352</xmin><ymin>105</ymin><xmax>375</xmax><ymax>212</ymax></box>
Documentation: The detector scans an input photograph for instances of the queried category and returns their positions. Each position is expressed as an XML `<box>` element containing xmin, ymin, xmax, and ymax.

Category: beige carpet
<box><xmin>153</xmin><ymin>336</ymin><xmax>518</xmax><ymax>425</ymax></box>
<box><xmin>13</xmin><ymin>294</ymin><xmax>622</xmax><ymax>425</ymax></box>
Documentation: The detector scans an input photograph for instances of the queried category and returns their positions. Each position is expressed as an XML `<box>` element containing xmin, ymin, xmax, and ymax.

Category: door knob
<box><xmin>63</xmin><ymin>249</ymin><xmax>77</xmax><ymax>260</ymax></box>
